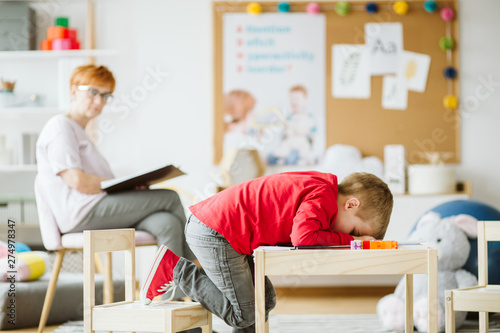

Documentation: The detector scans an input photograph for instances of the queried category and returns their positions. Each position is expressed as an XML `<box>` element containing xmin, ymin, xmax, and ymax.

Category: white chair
<box><xmin>445</xmin><ymin>221</ymin><xmax>500</xmax><ymax>332</ymax></box>
<box><xmin>84</xmin><ymin>228</ymin><xmax>212</xmax><ymax>333</ymax></box>
<box><xmin>35</xmin><ymin>178</ymin><xmax>157</xmax><ymax>333</ymax></box>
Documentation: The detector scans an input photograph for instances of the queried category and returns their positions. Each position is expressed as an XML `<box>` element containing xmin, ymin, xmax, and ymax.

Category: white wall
<box><xmin>94</xmin><ymin>0</ymin><xmax>217</xmax><ymax>202</ymax></box>
<box><xmin>4</xmin><ymin>0</ymin><xmax>498</xmax><ymax>207</ymax></box>
<box><xmin>92</xmin><ymin>0</ymin><xmax>500</xmax><ymax>207</ymax></box>
<box><xmin>455</xmin><ymin>0</ymin><xmax>500</xmax><ymax>208</ymax></box>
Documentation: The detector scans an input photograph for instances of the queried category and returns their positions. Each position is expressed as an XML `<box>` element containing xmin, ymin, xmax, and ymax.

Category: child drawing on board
<box><xmin>268</xmin><ymin>85</ymin><xmax>317</xmax><ymax>165</ymax></box>
<box><xmin>222</xmin><ymin>90</ymin><xmax>256</xmax><ymax>153</ymax></box>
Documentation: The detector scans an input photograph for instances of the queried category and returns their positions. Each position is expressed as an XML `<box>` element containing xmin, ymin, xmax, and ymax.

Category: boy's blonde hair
<box><xmin>70</xmin><ymin>64</ymin><xmax>116</xmax><ymax>92</ymax></box>
<box><xmin>338</xmin><ymin>172</ymin><xmax>393</xmax><ymax>239</ymax></box>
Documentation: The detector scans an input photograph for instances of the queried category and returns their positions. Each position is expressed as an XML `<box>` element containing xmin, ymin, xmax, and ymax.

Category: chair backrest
<box><xmin>84</xmin><ymin>228</ymin><xmax>136</xmax><ymax>318</ymax></box>
<box><xmin>477</xmin><ymin>221</ymin><xmax>500</xmax><ymax>285</ymax></box>
<box><xmin>34</xmin><ymin>175</ymin><xmax>63</xmax><ymax>250</ymax></box>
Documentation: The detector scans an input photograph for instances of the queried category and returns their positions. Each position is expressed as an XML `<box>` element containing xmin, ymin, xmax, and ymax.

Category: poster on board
<box><xmin>222</xmin><ymin>13</ymin><xmax>326</xmax><ymax>166</ymax></box>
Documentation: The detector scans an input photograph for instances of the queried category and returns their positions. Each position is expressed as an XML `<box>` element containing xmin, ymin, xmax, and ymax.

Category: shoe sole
<box><xmin>140</xmin><ymin>244</ymin><xmax>168</xmax><ymax>304</ymax></box>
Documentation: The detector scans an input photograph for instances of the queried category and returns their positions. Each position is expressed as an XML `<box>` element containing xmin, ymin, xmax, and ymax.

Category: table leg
<box><xmin>428</xmin><ymin>248</ymin><xmax>438</xmax><ymax>333</ymax></box>
<box><xmin>255</xmin><ymin>251</ymin><xmax>266</xmax><ymax>333</ymax></box>
<box><xmin>445</xmin><ymin>290</ymin><xmax>455</xmax><ymax>333</ymax></box>
<box><xmin>405</xmin><ymin>274</ymin><xmax>414</xmax><ymax>333</ymax></box>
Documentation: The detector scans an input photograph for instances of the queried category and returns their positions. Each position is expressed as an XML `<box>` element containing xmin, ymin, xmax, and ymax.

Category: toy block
<box><xmin>350</xmin><ymin>240</ymin><xmax>362</xmax><ymax>250</ymax></box>
<box><xmin>52</xmin><ymin>38</ymin><xmax>72</xmax><ymax>50</ymax></box>
<box><xmin>382</xmin><ymin>240</ymin><xmax>398</xmax><ymax>249</ymax></box>
<box><xmin>362</xmin><ymin>240</ymin><xmax>370</xmax><ymax>249</ymax></box>
<box><xmin>67</xmin><ymin>28</ymin><xmax>77</xmax><ymax>40</ymax></box>
<box><xmin>369</xmin><ymin>241</ymin><xmax>383</xmax><ymax>249</ymax></box>
<box><xmin>47</xmin><ymin>26</ymin><xmax>68</xmax><ymax>40</ymax></box>
<box><xmin>41</xmin><ymin>39</ymin><xmax>51</xmax><ymax>51</ymax></box>
<box><xmin>55</xmin><ymin>17</ymin><xmax>69</xmax><ymax>27</ymax></box>
<box><xmin>71</xmin><ymin>40</ymin><xmax>80</xmax><ymax>50</ymax></box>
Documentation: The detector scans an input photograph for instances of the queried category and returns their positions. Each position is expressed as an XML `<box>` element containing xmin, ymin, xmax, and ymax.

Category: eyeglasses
<box><xmin>77</xmin><ymin>85</ymin><xmax>113</xmax><ymax>102</ymax></box>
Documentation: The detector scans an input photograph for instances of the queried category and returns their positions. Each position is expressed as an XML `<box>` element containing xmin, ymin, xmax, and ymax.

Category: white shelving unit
<box><xmin>0</xmin><ymin>49</ymin><xmax>117</xmax><ymax>59</ymax></box>
<box><xmin>0</xmin><ymin>107</ymin><xmax>61</xmax><ymax>118</ymax></box>
<box><xmin>0</xmin><ymin>1</ymin><xmax>118</xmax><ymax>215</ymax></box>
<box><xmin>0</xmin><ymin>0</ymin><xmax>117</xmax><ymax>171</ymax></box>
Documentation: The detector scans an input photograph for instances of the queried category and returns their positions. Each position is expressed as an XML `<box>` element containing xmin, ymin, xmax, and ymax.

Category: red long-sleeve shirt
<box><xmin>189</xmin><ymin>171</ymin><xmax>354</xmax><ymax>255</ymax></box>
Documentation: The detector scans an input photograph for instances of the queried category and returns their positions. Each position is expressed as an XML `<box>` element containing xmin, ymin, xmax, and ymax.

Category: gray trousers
<box><xmin>69</xmin><ymin>189</ymin><xmax>195</xmax><ymax>261</ymax></box>
<box><xmin>175</xmin><ymin>215</ymin><xmax>276</xmax><ymax>333</ymax></box>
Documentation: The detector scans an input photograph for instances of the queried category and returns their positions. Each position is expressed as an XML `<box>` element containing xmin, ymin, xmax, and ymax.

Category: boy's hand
<box><xmin>352</xmin><ymin>235</ymin><xmax>376</xmax><ymax>241</ymax></box>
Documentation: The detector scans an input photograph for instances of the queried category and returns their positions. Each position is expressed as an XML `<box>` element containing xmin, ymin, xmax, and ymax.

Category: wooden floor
<box><xmin>3</xmin><ymin>287</ymin><xmax>394</xmax><ymax>333</ymax></box>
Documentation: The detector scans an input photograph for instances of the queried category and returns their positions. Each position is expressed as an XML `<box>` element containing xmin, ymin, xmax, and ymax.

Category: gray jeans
<box><xmin>69</xmin><ymin>189</ymin><xmax>195</xmax><ymax>261</ymax></box>
<box><xmin>175</xmin><ymin>214</ymin><xmax>276</xmax><ymax>333</ymax></box>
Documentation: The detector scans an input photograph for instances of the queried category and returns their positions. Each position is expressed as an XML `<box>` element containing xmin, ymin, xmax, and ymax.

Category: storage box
<box><xmin>0</xmin><ymin>4</ymin><xmax>36</xmax><ymax>51</ymax></box>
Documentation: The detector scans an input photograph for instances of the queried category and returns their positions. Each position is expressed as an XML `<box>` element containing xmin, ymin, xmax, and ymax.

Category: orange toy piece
<box><xmin>352</xmin><ymin>240</ymin><xmax>399</xmax><ymax>250</ymax></box>
<box><xmin>41</xmin><ymin>39</ymin><xmax>51</xmax><ymax>51</ymax></box>
<box><xmin>47</xmin><ymin>26</ymin><xmax>68</xmax><ymax>40</ymax></box>
<box><xmin>382</xmin><ymin>240</ymin><xmax>399</xmax><ymax>249</ymax></box>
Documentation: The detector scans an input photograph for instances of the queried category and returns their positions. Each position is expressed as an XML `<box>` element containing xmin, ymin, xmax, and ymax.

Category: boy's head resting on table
<box><xmin>335</xmin><ymin>172</ymin><xmax>393</xmax><ymax>240</ymax></box>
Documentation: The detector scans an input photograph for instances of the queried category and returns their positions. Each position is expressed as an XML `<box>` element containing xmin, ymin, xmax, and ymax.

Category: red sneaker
<box><xmin>140</xmin><ymin>245</ymin><xmax>180</xmax><ymax>305</ymax></box>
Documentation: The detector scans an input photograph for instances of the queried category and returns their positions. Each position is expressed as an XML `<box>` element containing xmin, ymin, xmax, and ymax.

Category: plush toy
<box><xmin>0</xmin><ymin>241</ymin><xmax>48</xmax><ymax>282</ymax></box>
<box><xmin>377</xmin><ymin>212</ymin><xmax>479</xmax><ymax>332</ymax></box>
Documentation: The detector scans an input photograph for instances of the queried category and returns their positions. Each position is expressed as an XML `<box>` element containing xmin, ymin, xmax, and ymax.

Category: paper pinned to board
<box><xmin>399</xmin><ymin>50</ymin><xmax>431</xmax><ymax>93</ymax></box>
<box><xmin>382</xmin><ymin>75</ymin><xmax>408</xmax><ymax>110</ymax></box>
<box><xmin>365</xmin><ymin>22</ymin><xmax>404</xmax><ymax>75</ymax></box>
<box><xmin>332</xmin><ymin>44</ymin><xmax>371</xmax><ymax>99</ymax></box>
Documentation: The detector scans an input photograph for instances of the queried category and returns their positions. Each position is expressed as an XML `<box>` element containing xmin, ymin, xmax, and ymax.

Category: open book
<box><xmin>101</xmin><ymin>164</ymin><xmax>185</xmax><ymax>193</ymax></box>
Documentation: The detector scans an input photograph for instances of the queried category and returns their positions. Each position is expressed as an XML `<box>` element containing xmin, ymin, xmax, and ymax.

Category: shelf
<box><xmin>0</xmin><ymin>164</ymin><xmax>38</xmax><ymax>172</ymax></box>
<box><xmin>0</xmin><ymin>106</ymin><xmax>62</xmax><ymax>118</ymax></box>
<box><xmin>0</xmin><ymin>49</ymin><xmax>118</xmax><ymax>60</ymax></box>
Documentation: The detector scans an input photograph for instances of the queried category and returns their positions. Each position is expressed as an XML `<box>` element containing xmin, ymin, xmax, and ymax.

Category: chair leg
<box><xmin>95</xmin><ymin>253</ymin><xmax>105</xmax><ymax>274</ymax></box>
<box><xmin>445</xmin><ymin>290</ymin><xmax>455</xmax><ymax>333</ymax></box>
<box><xmin>103</xmin><ymin>252</ymin><xmax>113</xmax><ymax>304</ymax></box>
<box><xmin>38</xmin><ymin>249</ymin><xmax>66</xmax><ymax>333</ymax></box>
<box><xmin>479</xmin><ymin>312</ymin><xmax>489</xmax><ymax>333</ymax></box>
<box><xmin>201</xmin><ymin>312</ymin><xmax>212</xmax><ymax>333</ymax></box>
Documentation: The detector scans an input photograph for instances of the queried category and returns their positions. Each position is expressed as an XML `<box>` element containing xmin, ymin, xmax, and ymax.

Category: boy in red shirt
<box><xmin>141</xmin><ymin>171</ymin><xmax>393</xmax><ymax>332</ymax></box>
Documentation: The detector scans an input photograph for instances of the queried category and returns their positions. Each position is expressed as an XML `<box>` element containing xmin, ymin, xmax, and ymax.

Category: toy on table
<box><xmin>294</xmin><ymin>240</ymin><xmax>401</xmax><ymax>250</ymax></box>
<box><xmin>41</xmin><ymin>17</ymin><xmax>80</xmax><ymax>51</ymax></box>
<box><xmin>350</xmin><ymin>240</ymin><xmax>398</xmax><ymax>250</ymax></box>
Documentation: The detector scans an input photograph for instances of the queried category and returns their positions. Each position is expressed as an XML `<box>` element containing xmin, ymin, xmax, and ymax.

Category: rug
<box><xmin>53</xmin><ymin>314</ymin><xmax>500</xmax><ymax>333</ymax></box>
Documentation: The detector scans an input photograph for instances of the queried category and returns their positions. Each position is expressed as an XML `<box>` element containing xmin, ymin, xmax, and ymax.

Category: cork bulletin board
<box><xmin>212</xmin><ymin>0</ymin><xmax>459</xmax><ymax>164</ymax></box>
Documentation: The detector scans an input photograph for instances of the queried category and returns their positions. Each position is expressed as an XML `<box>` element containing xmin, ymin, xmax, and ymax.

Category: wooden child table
<box><xmin>254</xmin><ymin>245</ymin><xmax>438</xmax><ymax>333</ymax></box>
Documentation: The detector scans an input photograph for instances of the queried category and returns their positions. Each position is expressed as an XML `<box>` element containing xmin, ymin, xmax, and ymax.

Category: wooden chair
<box><xmin>35</xmin><ymin>178</ymin><xmax>157</xmax><ymax>333</ymax></box>
<box><xmin>84</xmin><ymin>228</ymin><xmax>212</xmax><ymax>333</ymax></box>
<box><xmin>445</xmin><ymin>221</ymin><xmax>500</xmax><ymax>332</ymax></box>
